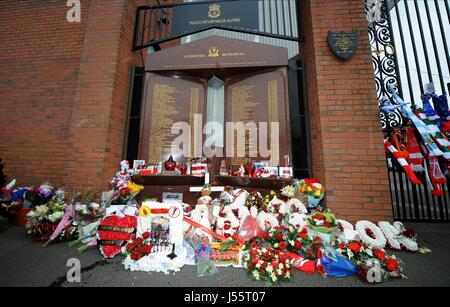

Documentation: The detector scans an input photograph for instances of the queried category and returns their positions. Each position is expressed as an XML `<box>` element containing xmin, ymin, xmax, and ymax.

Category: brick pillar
<box><xmin>65</xmin><ymin>0</ymin><xmax>145</xmax><ymax>192</ymax></box>
<box><xmin>300</xmin><ymin>0</ymin><xmax>392</xmax><ymax>222</ymax></box>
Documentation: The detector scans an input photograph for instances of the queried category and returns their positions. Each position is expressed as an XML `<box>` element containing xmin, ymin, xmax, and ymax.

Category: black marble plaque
<box><xmin>328</xmin><ymin>31</ymin><xmax>360</xmax><ymax>61</ymax></box>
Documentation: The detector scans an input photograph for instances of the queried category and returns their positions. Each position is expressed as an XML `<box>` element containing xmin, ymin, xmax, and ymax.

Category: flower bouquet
<box><xmin>298</xmin><ymin>179</ymin><xmax>325</xmax><ymax>210</ymax></box>
<box><xmin>333</xmin><ymin>239</ymin><xmax>405</xmax><ymax>283</ymax></box>
<box><xmin>25</xmin><ymin>189</ymin><xmax>68</xmax><ymax>242</ymax></box>
<box><xmin>111</xmin><ymin>179</ymin><xmax>144</xmax><ymax>205</ymax></box>
<box><xmin>124</xmin><ymin>232</ymin><xmax>153</xmax><ymax>261</ymax></box>
<box><xmin>244</xmin><ymin>225</ymin><xmax>322</xmax><ymax>276</ymax></box>
<box><xmin>73</xmin><ymin>190</ymin><xmax>107</xmax><ymax>225</ymax></box>
<box><xmin>306</xmin><ymin>210</ymin><xmax>338</xmax><ymax>234</ymax></box>
<box><xmin>242</xmin><ymin>242</ymin><xmax>294</xmax><ymax>284</ymax></box>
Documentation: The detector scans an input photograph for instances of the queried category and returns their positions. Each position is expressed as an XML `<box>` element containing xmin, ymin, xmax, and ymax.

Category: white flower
<box><xmin>33</xmin><ymin>205</ymin><xmax>49</xmax><ymax>218</ymax></box>
<box><xmin>90</xmin><ymin>202</ymin><xmax>100</xmax><ymax>210</ymax></box>
<box><xmin>277</xmin><ymin>269</ymin><xmax>282</xmax><ymax>275</ymax></box>
<box><xmin>365</xmin><ymin>249</ymin><xmax>373</xmax><ymax>257</ymax></box>
<box><xmin>285</xmin><ymin>272</ymin><xmax>291</xmax><ymax>279</ymax></box>
<box><xmin>289</xmin><ymin>240</ymin><xmax>295</xmax><ymax>246</ymax></box>
<box><xmin>48</xmin><ymin>211</ymin><xmax>64</xmax><ymax>223</ymax></box>
<box><xmin>267</xmin><ymin>265</ymin><xmax>273</xmax><ymax>273</ymax></box>
<box><xmin>279</xmin><ymin>263</ymin><xmax>284</xmax><ymax>269</ymax></box>
<box><xmin>255</xmin><ymin>263</ymin><xmax>261</xmax><ymax>269</ymax></box>
<box><xmin>347</xmin><ymin>250</ymin><xmax>354</xmax><ymax>259</ymax></box>
<box><xmin>271</xmin><ymin>274</ymin><xmax>278</xmax><ymax>282</ymax></box>
<box><xmin>252</xmin><ymin>271</ymin><xmax>260</xmax><ymax>280</ymax></box>
<box><xmin>281</xmin><ymin>185</ymin><xmax>296</xmax><ymax>198</ymax></box>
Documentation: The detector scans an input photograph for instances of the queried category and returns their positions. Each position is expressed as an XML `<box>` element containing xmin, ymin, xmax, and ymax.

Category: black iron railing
<box><xmin>371</xmin><ymin>1</ymin><xmax>450</xmax><ymax>222</ymax></box>
<box><xmin>387</xmin><ymin>154</ymin><xmax>450</xmax><ymax>222</ymax></box>
<box><xmin>133</xmin><ymin>0</ymin><xmax>303</xmax><ymax>51</ymax></box>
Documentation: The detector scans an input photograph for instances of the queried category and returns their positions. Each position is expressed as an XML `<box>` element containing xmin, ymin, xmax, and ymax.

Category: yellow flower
<box><xmin>128</xmin><ymin>182</ymin><xmax>144</xmax><ymax>194</ymax></box>
<box><xmin>139</xmin><ymin>206</ymin><xmax>152</xmax><ymax>218</ymax></box>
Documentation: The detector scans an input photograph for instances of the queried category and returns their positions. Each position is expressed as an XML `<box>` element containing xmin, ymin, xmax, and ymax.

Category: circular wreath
<box><xmin>286</xmin><ymin>198</ymin><xmax>308</xmax><ymax>214</ymax></box>
<box><xmin>355</xmin><ymin>221</ymin><xmax>386</xmax><ymax>248</ymax></box>
<box><xmin>257</xmin><ymin>212</ymin><xmax>279</xmax><ymax>231</ymax></box>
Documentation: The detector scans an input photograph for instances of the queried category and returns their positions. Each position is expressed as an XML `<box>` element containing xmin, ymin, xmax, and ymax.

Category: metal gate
<box><xmin>370</xmin><ymin>0</ymin><xmax>450</xmax><ymax>222</ymax></box>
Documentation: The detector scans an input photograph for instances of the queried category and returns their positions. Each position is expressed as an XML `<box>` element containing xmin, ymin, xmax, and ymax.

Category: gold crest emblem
<box><xmin>208</xmin><ymin>4</ymin><xmax>221</xmax><ymax>19</ymax></box>
<box><xmin>208</xmin><ymin>47</ymin><xmax>220</xmax><ymax>57</ymax></box>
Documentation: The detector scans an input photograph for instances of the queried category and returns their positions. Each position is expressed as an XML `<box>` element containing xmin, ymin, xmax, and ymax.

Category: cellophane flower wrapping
<box><xmin>317</xmin><ymin>245</ymin><xmax>357</xmax><ymax>278</ymax></box>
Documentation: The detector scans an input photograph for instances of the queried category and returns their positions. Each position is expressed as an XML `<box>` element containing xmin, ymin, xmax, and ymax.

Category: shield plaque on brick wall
<box><xmin>328</xmin><ymin>31</ymin><xmax>360</xmax><ymax>61</ymax></box>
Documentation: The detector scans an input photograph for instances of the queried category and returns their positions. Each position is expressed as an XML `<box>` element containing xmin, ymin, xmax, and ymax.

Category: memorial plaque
<box><xmin>139</xmin><ymin>74</ymin><xmax>206</xmax><ymax>164</ymax></box>
<box><xmin>225</xmin><ymin>68</ymin><xmax>291</xmax><ymax>167</ymax></box>
<box><xmin>328</xmin><ymin>31</ymin><xmax>360</xmax><ymax>60</ymax></box>
<box><xmin>171</xmin><ymin>1</ymin><xmax>259</xmax><ymax>36</ymax></box>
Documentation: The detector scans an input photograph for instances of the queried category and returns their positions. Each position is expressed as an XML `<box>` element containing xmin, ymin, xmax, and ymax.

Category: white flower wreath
<box><xmin>257</xmin><ymin>212</ymin><xmax>279</xmax><ymax>231</ymax></box>
<box><xmin>379</xmin><ymin>221</ymin><xmax>418</xmax><ymax>252</ymax></box>
<box><xmin>336</xmin><ymin>219</ymin><xmax>360</xmax><ymax>242</ymax></box>
<box><xmin>355</xmin><ymin>220</ymin><xmax>387</xmax><ymax>248</ymax></box>
<box><xmin>286</xmin><ymin>198</ymin><xmax>308</xmax><ymax>214</ymax></box>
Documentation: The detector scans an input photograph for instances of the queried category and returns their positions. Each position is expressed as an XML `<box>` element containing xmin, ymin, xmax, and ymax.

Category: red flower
<box><xmin>348</xmin><ymin>242</ymin><xmax>361</xmax><ymax>254</ymax></box>
<box><xmin>126</xmin><ymin>243</ymin><xmax>135</xmax><ymax>252</ymax></box>
<box><xmin>385</xmin><ymin>258</ymin><xmax>398</xmax><ymax>272</ymax></box>
<box><xmin>294</xmin><ymin>241</ymin><xmax>302</xmax><ymax>250</ymax></box>
<box><xmin>271</xmin><ymin>261</ymin><xmax>279</xmax><ymax>268</ymax></box>
<box><xmin>251</xmin><ymin>242</ymin><xmax>258</xmax><ymax>248</ymax></box>
<box><xmin>135</xmin><ymin>238</ymin><xmax>143</xmax><ymax>245</ymax></box>
<box><xmin>263</xmin><ymin>233</ymin><xmax>270</xmax><ymax>241</ymax></box>
<box><xmin>142</xmin><ymin>232</ymin><xmax>150</xmax><ymax>239</ymax></box>
<box><xmin>323</xmin><ymin>221</ymin><xmax>330</xmax><ymax>227</ymax></box>
<box><xmin>276</xmin><ymin>232</ymin><xmax>284</xmax><ymax>241</ymax></box>
<box><xmin>130</xmin><ymin>253</ymin><xmax>140</xmax><ymax>261</ymax></box>
<box><xmin>338</xmin><ymin>243</ymin><xmax>345</xmax><ymax>249</ymax></box>
<box><xmin>279</xmin><ymin>241</ymin><xmax>287</xmax><ymax>249</ymax></box>
<box><xmin>143</xmin><ymin>244</ymin><xmax>152</xmax><ymax>254</ymax></box>
<box><xmin>317</xmin><ymin>249</ymin><xmax>323</xmax><ymax>259</ymax></box>
<box><xmin>317</xmin><ymin>264</ymin><xmax>326</xmax><ymax>276</ymax></box>
<box><xmin>252</xmin><ymin>258</ymin><xmax>260</xmax><ymax>265</ymax></box>
<box><xmin>313</xmin><ymin>236</ymin><xmax>322</xmax><ymax>243</ymax></box>
<box><xmin>250</xmin><ymin>249</ymin><xmax>258</xmax><ymax>257</ymax></box>
<box><xmin>120</xmin><ymin>187</ymin><xmax>131</xmax><ymax>196</ymax></box>
<box><xmin>278</xmin><ymin>253</ymin><xmax>287</xmax><ymax>262</ymax></box>
<box><xmin>261</xmin><ymin>262</ymin><xmax>268</xmax><ymax>268</ymax></box>
<box><xmin>374</xmin><ymin>248</ymin><xmax>386</xmax><ymax>261</ymax></box>
<box><xmin>306</xmin><ymin>249</ymin><xmax>313</xmax><ymax>256</ymax></box>
<box><xmin>298</xmin><ymin>233</ymin><xmax>307</xmax><ymax>240</ymax></box>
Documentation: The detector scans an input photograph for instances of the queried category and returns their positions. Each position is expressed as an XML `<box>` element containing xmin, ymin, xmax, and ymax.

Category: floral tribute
<box><xmin>124</xmin><ymin>232</ymin><xmax>153</xmax><ymax>261</ymax></box>
<box><xmin>2</xmin><ymin>158</ymin><xmax>431</xmax><ymax>286</ymax></box>
<box><xmin>307</xmin><ymin>210</ymin><xmax>339</xmax><ymax>234</ymax></box>
<box><xmin>333</xmin><ymin>239</ymin><xmax>405</xmax><ymax>283</ymax></box>
<box><xmin>25</xmin><ymin>187</ymin><xmax>71</xmax><ymax>242</ymax></box>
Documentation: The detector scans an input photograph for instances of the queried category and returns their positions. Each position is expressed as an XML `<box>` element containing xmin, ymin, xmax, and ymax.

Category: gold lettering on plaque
<box><xmin>189</xmin><ymin>88</ymin><xmax>200</xmax><ymax>158</ymax></box>
<box><xmin>268</xmin><ymin>80</ymin><xmax>280</xmax><ymax>166</ymax></box>
<box><xmin>148</xmin><ymin>84</ymin><xmax>179</xmax><ymax>163</ymax></box>
<box><xmin>231</xmin><ymin>85</ymin><xmax>259</xmax><ymax>165</ymax></box>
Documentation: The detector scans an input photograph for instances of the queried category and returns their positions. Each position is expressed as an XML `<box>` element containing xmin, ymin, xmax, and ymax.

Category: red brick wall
<box><xmin>0</xmin><ymin>0</ymin><xmax>156</xmax><ymax>192</ymax></box>
<box><xmin>300</xmin><ymin>0</ymin><xmax>392</xmax><ymax>222</ymax></box>
<box><xmin>0</xmin><ymin>0</ymin><xmax>91</xmax><ymax>190</ymax></box>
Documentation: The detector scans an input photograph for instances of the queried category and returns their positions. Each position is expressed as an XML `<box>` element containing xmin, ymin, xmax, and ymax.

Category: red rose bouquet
<box><xmin>242</xmin><ymin>242</ymin><xmax>294</xmax><ymax>284</ymax></box>
<box><xmin>125</xmin><ymin>232</ymin><xmax>153</xmax><ymax>261</ymax></box>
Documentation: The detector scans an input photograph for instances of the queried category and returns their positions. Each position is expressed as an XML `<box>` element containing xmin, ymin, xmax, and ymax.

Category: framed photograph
<box><xmin>279</xmin><ymin>167</ymin><xmax>293</xmax><ymax>179</ymax></box>
<box><xmin>261</xmin><ymin>167</ymin><xmax>279</xmax><ymax>178</ymax></box>
<box><xmin>133</xmin><ymin>160</ymin><xmax>146</xmax><ymax>169</ymax></box>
